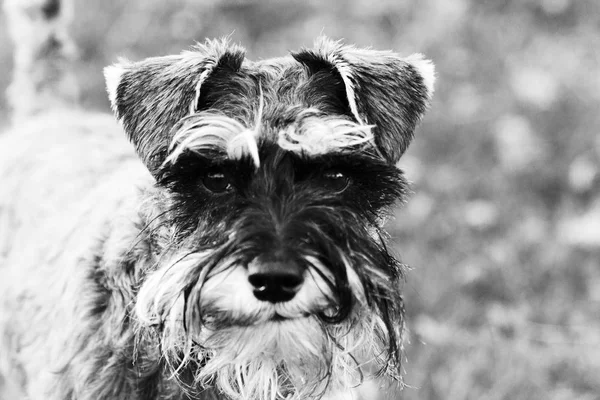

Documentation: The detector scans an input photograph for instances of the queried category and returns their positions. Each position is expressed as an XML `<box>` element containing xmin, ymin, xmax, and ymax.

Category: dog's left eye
<box><xmin>202</xmin><ymin>170</ymin><xmax>234</xmax><ymax>193</ymax></box>
<box><xmin>319</xmin><ymin>171</ymin><xmax>350</xmax><ymax>192</ymax></box>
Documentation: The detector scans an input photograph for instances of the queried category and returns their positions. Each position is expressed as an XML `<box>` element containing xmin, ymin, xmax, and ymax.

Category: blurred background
<box><xmin>1</xmin><ymin>0</ymin><xmax>599</xmax><ymax>399</ymax></box>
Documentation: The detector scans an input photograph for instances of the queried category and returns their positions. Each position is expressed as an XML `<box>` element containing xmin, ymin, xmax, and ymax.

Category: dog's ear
<box><xmin>292</xmin><ymin>37</ymin><xmax>435</xmax><ymax>163</ymax></box>
<box><xmin>104</xmin><ymin>39</ymin><xmax>246</xmax><ymax>177</ymax></box>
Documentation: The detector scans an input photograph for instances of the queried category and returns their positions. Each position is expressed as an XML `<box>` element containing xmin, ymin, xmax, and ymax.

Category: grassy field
<box><xmin>1</xmin><ymin>0</ymin><xmax>599</xmax><ymax>398</ymax></box>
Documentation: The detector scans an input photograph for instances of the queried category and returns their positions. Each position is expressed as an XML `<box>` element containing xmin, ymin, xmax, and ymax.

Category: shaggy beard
<box><xmin>148</xmin><ymin>311</ymin><xmax>392</xmax><ymax>400</ymax></box>
<box><xmin>135</xmin><ymin>250</ymin><xmax>403</xmax><ymax>400</ymax></box>
<box><xmin>196</xmin><ymin>315</ymin><xmax>382</xmax><ymax>400</ymax></box>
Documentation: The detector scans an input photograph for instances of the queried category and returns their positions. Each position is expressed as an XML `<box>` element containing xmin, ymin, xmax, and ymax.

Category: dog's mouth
<box><xmin>270</xmin><ymin>313</ymin><xmax>289</xmax><ymax>322</ymax></box>
<box><xmin>269</xmin><ymin>311</ymin><xmax>314</xmax><ymax>322</ymax></box>
<box><xmin>259</xmin><ymin>301</ymin><xmax>338</xmax><ymax>323</ymax></box>
<box><xmin>199</xmin><ymin>305</ymin><xmax>331</xmax><ymax>329</ymax></box>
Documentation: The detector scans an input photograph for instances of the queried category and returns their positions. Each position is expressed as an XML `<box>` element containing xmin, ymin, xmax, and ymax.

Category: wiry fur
<box><xmin>105</xmin><ymin>35</ymin><xmax>434</xmax><ymax>176</ymax></box>
<box><xmin>0</xmin><ymin>1</ymin><xmax>434</xmax><ymax>399</ymax></box>
<box><xmin>165</xmin><ymin>108</ymin><xmax>375</xmax><ymax>170</ymax></box>
<box><xmin>277</xmin><ymin>109</ymin><xmax>375</xmax><ymax>156</ymax></box>
<box><xmin>166</xmin><ymin>113</ymin><xmax>263</xmax><ymax>168</ymax></box>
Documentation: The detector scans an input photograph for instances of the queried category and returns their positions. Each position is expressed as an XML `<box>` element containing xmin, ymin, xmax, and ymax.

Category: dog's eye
<box><xmin>319</xmin><ymin>171</ymin><xmax>350</xmax><ymax>192</ymax></box>
<box><xmin>202</xmin><ymin>170</ymin><xmax>233</xmax><ymax>193</ymax></box>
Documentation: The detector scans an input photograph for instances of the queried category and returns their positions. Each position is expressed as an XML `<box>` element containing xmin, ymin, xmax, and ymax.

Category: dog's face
<box><xmin>105</xmin><ymin>37</ymin><xmax>434</xmax><ymax>400</ymax></box>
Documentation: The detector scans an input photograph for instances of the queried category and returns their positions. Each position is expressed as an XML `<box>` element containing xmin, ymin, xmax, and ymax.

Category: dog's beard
<box><xmin>134</xmin><ymin>215</ymin><xmax>404</xmax><ymax>400</ymax></box>
<box><xmin>193</xmin><ymin>316</ymin><xmax>383</xmax><ymax>400</ymax></box>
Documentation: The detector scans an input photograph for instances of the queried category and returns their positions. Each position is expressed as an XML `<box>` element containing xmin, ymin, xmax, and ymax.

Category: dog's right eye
<box><xmin>202</xmin><ymin>170</ymin><xmax>234</xmax><ymax>194</ymax></box>
<box><xmin>318</xmin><ymin>170</ymin><xmax>350</xmax><ymax>193</ymax></box>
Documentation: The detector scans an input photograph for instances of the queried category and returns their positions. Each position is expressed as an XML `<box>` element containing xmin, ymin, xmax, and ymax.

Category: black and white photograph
<box><xmin>0</xmin><ymin>1</ymin><xmax>598</xmax><ymax>399</ymax></box>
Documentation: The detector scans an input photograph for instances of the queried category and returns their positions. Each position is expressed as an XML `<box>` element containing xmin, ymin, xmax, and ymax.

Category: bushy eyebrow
<box><xmin>278</xmin><ymin>108</ymin><xmax>375</xmax><ymax>156</ymax></box>
<box><xmin>164</xmin><ymin>112</ymin><xmax>262</xmax><ymax>169</ymax></box>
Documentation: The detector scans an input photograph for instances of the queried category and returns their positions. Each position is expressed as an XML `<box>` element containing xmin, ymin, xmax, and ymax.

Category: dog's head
<box><xmin>105</xmin><ymin>37</ymin><xmax>434</xmax><ymax>400</ymax></box>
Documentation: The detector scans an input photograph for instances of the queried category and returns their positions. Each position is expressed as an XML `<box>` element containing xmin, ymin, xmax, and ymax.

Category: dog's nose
<box><xmin>248</xmin><ymin>259</ymin><xmax>304</xmax><ymax>303</ymax></box>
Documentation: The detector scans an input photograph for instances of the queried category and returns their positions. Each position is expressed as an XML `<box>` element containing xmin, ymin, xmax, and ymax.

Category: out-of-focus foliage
<box><xmin>1</xmin><ymin>0</ymin><xmax>599</xmax><ymax>399</ymax></box>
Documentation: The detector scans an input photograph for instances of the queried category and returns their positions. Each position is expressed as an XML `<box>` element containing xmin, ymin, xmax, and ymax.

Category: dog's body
<box><xmin>0</xmin><ymin>111</ymin><xmax>153</xmax><ymax>398</ymax></box>
<box><xmin>0</xmin><ymin>1</ymin><xmax>434</xmax><ymax>399</ymax></box>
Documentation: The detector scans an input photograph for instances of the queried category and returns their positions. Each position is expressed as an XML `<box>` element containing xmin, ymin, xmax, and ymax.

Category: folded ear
<box><xmin>104</xmin><ymin>39</ymin><xmax>247</xmax><ymax>177</ymax></box>
<box><xmin>292</xmin><ymin>37</ymin><xmax>435</xmax><ymax>163</ymax></box>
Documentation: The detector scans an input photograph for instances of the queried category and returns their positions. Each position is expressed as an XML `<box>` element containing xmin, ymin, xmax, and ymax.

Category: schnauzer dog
<box><xmin>0</xmin><ymin>0</ymin><xmax>434</xmax><ymax>399</ymax></box>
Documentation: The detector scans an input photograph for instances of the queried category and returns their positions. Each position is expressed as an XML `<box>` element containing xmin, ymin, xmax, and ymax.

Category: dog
<box><xmin>0</xmin><ymin>0</ymin><xmax>435</xmax><ymax>399</ymax></box>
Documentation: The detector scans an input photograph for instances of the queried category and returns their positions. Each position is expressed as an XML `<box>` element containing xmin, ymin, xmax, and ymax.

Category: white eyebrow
<box><xmin>164</xmin><ymin>112</ymin><xmax>261</xmax><ymax>168</ymax></box>
<box><xmin>278</xmin><ymin>108</ymin><xmax>375</xmax><ymax>156</ymax></box>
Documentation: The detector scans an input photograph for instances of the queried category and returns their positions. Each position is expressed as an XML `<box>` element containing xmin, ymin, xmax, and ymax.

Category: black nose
<box><xmin>248</xmin><ymin>258</ymin><xmax>304</xmax><ymax>303</ymax></box>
